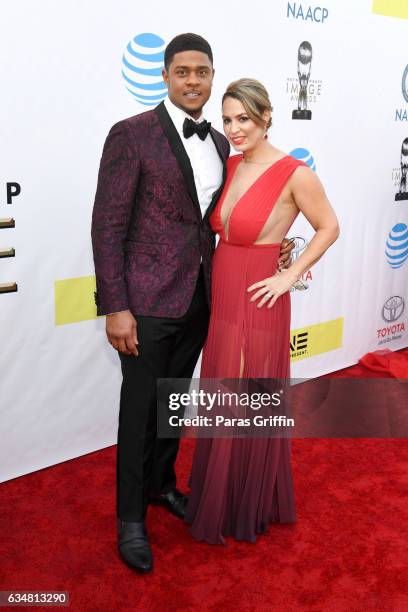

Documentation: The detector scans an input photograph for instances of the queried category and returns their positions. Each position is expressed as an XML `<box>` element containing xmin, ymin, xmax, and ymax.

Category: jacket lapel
<box><xmin>154</xmin><ymin>101</ymin><xmax>200</xmax><ymax>214</ymax></box>
<box><xmin>203</xmin><ymin>128</ymin><xmax>228</xmax><ymax>220</ymax></box>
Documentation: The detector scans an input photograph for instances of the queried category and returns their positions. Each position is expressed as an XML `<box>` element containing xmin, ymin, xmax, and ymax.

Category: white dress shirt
<box><xmin>164</xmin><ymin>97</ymin><xmax>224</xmax><ymax>218</ymax></box>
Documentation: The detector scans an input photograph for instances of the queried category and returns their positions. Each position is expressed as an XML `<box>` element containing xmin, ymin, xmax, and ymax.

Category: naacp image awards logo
<box><xmin>394</xmin><ymin>137</ymin><xmax>408</xmax><ymax>201</ymax></box>
<box><xmin>122</xmin><ymin>33</ymin><xmax>167</xmax><ymax>106</ymax></box>
<box><xmin>286</xmin><ymin>41</ymin><xmax>322</xmax><ymax>120</ymax></box>
<box><xmin>286</xmin><ymin>2</ymin><xmax>329</xmax><ymax>23</ymax></box>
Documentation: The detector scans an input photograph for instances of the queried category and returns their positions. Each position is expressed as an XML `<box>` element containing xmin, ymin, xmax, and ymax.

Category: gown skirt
<box><xmin>185</xmin><ymin>154</ymin><xmax>303</xmax><ymax>544</ymax></box>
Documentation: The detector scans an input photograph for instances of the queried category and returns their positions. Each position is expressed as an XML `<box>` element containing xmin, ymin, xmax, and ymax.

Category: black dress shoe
<box><xmin>117</xmin><ymin>520</ymin><xmax>153</xmax><ymax>573</ymax></box>
<box><xmin>149</xmin><ymin>489</ymin><xmax>188</xmax><ymax>520</ymax></box>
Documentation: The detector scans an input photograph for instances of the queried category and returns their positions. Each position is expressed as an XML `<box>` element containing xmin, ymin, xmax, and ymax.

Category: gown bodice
<box><xmin>210</xmin><ymin>154</ymin><xmax>305</xmax><ymax>246</ymax></box>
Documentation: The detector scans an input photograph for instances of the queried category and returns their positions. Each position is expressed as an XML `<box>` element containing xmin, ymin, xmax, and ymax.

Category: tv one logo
<box><xmin>122</xmin><ymin>33</ymin><xmax>168</xmax><ymax>107</ymax></box>
<box><xmin>290</xmin><ymin>331</ymin><xmax>308</xmax><ymax>358</ymax></box>
<box><xmin>377</xmin><ymin>296</ymin><xmax>405</xmax><ymax>344</ymax></box>
<box><xmin>287</xmin><ymin>2</ymin><xmax>328</xmax><ymax>23</ymax></box>
<box><xmin>290</xmin><ymin>318</ymin><xmax>343</xmax><ymax>362</ymax></box>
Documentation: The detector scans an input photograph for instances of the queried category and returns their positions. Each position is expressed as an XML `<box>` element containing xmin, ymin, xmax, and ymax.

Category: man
<box><xmin>92</xmin><ymin>33</ymin><xmax>292</xmax><ymax>573</ymax></box>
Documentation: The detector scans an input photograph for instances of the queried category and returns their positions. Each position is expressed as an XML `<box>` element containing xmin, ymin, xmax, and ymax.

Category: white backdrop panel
<box><xmin>1</xmin><ymin>0</ymin><xmax>407</xmax><ymax>481</ymax></box>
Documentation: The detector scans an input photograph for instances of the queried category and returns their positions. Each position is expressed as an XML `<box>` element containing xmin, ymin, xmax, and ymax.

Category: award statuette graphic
<box><xmin>0</xmin><ymin>248</ymin><xmax>15</xmax><ymax>258</ymax></box>
<box><xmin>395</xmin><ymin>137</ymin><xmax>408</xmax><ymax>201</ymax></box>
<box><xmin>0</xmin><ymin>282</ymin><xmax>17</xmax><ymax>294</ymax></box>
<box><xmin>0</xmin><ymin>218</ymin><xmax>15</xmax><ymax>229</ymax></box>
<box><xmin>402</xmin><ymin>64</ymin><xmax>408</xmax><ymax>104</ymax></box>
<box><xmin>287</xmin><ymin>236</ymin><xmax>309</xmax><ymax>291</ymax></box>
<box><xmin>292</xmin><ymin>41</ymin><xmax>313</xmax><ymax>120</ymax></box>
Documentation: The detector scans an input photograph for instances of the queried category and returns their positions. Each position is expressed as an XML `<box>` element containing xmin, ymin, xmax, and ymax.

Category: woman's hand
<box><xmin>247</xmin><ymin>269</ymin><xmax>298</xmax><ymax>308</ymax></box>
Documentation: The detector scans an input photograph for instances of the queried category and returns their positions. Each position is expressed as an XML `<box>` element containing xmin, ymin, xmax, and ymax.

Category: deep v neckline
<box><xmin>220</xmin><ymin>155</ymin><xmax>289</xmax><ymax>240</ymax></box>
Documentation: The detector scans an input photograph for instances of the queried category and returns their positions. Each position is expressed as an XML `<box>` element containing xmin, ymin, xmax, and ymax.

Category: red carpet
<box><xmin>1</xmin><ymin>351</ymin><xmax>408</xmax><ymax>611</ymax></box>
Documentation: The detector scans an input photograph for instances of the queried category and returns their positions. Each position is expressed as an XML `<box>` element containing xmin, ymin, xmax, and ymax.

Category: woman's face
<box><xmin>222</xmin><ymin>96</ymin><xmax>267</xmax><ymax>152</ymax></box>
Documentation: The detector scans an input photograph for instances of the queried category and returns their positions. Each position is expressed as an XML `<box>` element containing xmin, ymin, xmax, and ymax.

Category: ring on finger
<box><xmin>266</xmin><ymin>291</ymin><xmax>273</xmax><ymax>299</ymax></box>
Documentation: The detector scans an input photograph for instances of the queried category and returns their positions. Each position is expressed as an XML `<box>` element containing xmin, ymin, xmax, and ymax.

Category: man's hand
<box><xmin>278</xmin><ymin>238</ymin><xmax>295</xmax><ymax>269</ymax></box>
<box><xmin>106</xmin><ymin>310</ymin><xmax>139</xmax><ymax>356</ymax></box>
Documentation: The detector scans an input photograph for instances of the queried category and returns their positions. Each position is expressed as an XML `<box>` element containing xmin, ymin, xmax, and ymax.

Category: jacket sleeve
<box><xmin>91</xmin><ymin>120</ymin><xmax>140</xmax><ymax>316</ymax></box>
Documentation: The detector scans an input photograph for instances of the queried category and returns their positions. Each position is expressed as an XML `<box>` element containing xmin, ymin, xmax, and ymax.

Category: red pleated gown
<box><xmin>185</xmin><ymin>154</ymin><xmax>305</xmax><ymax>544</ymax></box>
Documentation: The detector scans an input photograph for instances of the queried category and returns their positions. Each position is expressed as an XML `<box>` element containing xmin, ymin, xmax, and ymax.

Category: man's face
<box><xmin>162</xmin><ymin>50</ymin><xmax>214</xmax><ymax>119</ymax></box>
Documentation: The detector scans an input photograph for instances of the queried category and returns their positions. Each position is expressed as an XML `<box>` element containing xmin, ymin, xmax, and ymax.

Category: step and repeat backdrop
<box><xmin>1</xmin><ymin>0</ymin><xmax>407</xmax><ymax>480</ymax></box>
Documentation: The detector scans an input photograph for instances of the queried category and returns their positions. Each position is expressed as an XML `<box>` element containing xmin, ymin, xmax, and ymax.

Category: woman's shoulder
<box><xmin>226</xmin><ymin>153</ymin><xmax>243</xmax><ymax>168</ymax></box>
<box><xmin>285</xmin><ymin>152</ymin><xmax>308</xmax><ymax>169</ymax></box>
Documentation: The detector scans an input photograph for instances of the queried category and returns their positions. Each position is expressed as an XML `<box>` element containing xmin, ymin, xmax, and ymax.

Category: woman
<box><xmin>185</xmin><ymin>78</ymin><xmax>339</xmax><ymax>544</ymax></box>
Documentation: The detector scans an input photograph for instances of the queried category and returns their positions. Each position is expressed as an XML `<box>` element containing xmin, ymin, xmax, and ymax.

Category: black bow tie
<box><xmin>183</xmin><ymin>117</ymin><xmax>211</xmax><ymax>141</ymax></box>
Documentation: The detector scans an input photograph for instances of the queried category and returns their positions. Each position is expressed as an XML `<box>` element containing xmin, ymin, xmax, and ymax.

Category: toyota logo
<box><xmin>382</xmin><ymin>296</ymin><xmax>405</xmax><ymax>322</ymax></box>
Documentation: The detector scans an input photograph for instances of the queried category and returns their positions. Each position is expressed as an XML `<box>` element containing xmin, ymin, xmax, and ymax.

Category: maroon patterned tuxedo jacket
<box><xmin>91</xmin><ymin>101</ymin><xmax>230</xmax><ymax>317</ymax></box>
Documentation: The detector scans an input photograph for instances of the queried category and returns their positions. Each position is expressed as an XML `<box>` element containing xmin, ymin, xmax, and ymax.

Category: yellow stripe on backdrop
<box><xmin>55</xmin><ymin>276</ymin><xmax>99</xmax><ymax>325</ymax></box>
<box><xmin>372</xmin><ymin>0</ymin><xmax>408</xmax><ymax>19</ymax></box>
<box><xmin>290</xmin><ymin>318</ymin><xmax>344</xmax><ymax>362</ymax></box>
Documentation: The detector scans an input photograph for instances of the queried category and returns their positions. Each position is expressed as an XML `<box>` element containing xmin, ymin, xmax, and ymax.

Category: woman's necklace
<box><xmin>242</xmin><ymin>159</ymin><xmax>275</xmax><ymax>164</ymax></box>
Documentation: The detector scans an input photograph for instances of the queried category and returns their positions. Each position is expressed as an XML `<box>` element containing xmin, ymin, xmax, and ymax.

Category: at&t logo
<box><xmin>290</xmin><ymin>148</ymin><xmax>316</xmax><ymax>172</ymax></box>
<box><xmin>122</xmin><ymin>33</ymin><xmax>167</xmax><ymax>107</ymax></box>
<box><xmin>385</xmin><ymin>223</ymin><xmax>408</xmax><ymax>268</ymax></box>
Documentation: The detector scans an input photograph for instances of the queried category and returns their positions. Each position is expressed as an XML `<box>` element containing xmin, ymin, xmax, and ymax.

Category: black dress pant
<box><xmin>117</xmin><ymin>267</ymin><xmax>210</xmax><ymax>521</ymax></box>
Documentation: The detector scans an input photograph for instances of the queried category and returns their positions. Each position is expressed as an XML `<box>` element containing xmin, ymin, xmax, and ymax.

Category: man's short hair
<box><xmin>164</xmin><ymin>33</ymin><xmax>213</xmax><ymax>71</ymax></box>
